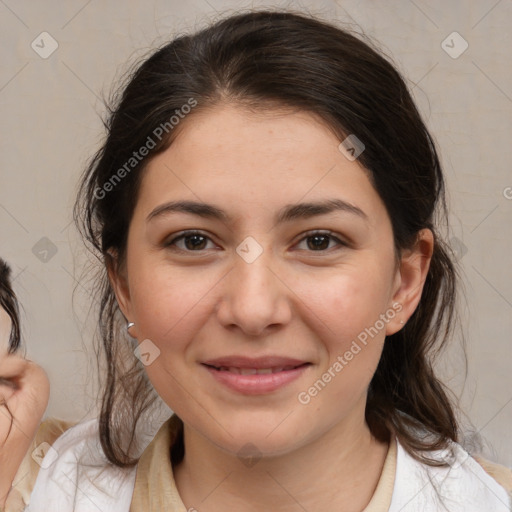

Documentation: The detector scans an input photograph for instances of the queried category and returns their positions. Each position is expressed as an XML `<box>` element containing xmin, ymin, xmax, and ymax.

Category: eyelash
<box><xmin>164</xmin><ymin>230</ymin><xmax>347</xmax><ymax>254</ymax></box>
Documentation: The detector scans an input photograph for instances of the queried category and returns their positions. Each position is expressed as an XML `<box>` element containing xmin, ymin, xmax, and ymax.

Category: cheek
<box><xmin>129</xmin><ymin>263</ymin><xmax>214</xmax><ymax>349</ymax></box>
<box><xmin>302</xmin><ymin>262</ymin><xmax>392</xmax><ymax>343</ymax></box>
<box><xmin>295</xmin><ymin>261</ymin><xmax>393</xmax><ymax>390</ymax></box>
<box><xmin>127</xmin><ymin>264</ymin><xmax>212</xmax><ymax>408</ymax></box>
<box><xmin>305</xmin><ymin>277</ymin><xmax>389</xmax><ymax>402</ymax></box>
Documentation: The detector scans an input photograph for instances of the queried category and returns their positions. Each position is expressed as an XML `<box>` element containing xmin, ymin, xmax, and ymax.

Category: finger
<box><xmin>0</xmin><ymin>377</ymin><xmax>17</xmax><ymax>389</ymax></box>
<box><xmin>0</xmin><ymin>355</ymin><xmax>29</xmax><ymax>383</ymax></box>
<box><xmin>0</xmin><ymin>359</ymin><xmax>49</xmax><ymax>414</ymax></box>
<box><xmin>0</xmin><ymin>379</ymin><xmax>16</xmax><ymax>405</ymax></box>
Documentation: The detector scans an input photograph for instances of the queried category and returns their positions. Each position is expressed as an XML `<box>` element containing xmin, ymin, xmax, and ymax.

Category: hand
<box><xmin>0</xmin><ymin>353</ymin><xmax>50</xmax><ymax>507</ymax></box>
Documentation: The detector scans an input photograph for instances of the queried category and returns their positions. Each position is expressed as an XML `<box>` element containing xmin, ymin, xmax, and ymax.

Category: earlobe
<box><xmin>386</xmin><ymin>228</ymin><xmax>434</xmax><ymax>336</ymax></box>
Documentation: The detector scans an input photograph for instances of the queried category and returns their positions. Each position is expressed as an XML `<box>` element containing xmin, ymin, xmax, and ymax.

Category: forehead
<box><xmin>163</xmin><ymin>103</ymin><xmax>344</xmax><ymax>171</ymax></box>
<box><xmin>137</xmin><ymin>104</ymin><xmax>386</xmax><ymax>227</ymax></box>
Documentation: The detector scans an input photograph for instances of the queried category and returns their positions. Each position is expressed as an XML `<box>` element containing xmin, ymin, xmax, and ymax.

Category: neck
<box><xmin>173</xmin><ymin>406</ymin><xmax>389</xmax><ymax>512</ymax></box>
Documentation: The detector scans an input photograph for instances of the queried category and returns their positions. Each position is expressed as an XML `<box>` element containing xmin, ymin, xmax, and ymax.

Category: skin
<box><xmin>111</xmin><ymin>103</ymin><xmax>433</xmax><ymax>511</ymax></box>
<box><xmin>0</xmin><ymin>307</ymin><xmax>50</xmax><ymax>507</ymax></box>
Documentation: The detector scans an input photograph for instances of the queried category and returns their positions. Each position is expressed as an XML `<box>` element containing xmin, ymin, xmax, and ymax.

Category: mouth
<box><xmin>201</xmin><ymin>357</ymin><xmax>312</xmax><ymax>394</ymax></box>
<box><xmin>203</xmin><ymin>363</ymin><xmax>310</xmax><ymax>374</ymax></box>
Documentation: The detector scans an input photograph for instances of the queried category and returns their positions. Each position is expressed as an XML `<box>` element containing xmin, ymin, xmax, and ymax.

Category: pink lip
<box><xmin>201</xmin><ymin>356</ymin><xmax>311</xmax><ymax>395</ymax></box>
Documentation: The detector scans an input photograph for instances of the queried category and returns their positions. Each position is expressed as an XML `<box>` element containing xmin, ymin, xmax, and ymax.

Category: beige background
<box><xmin>0</xmin><ymin>0</ymin><xmax>511</xmax><ymax>466</ymax></box>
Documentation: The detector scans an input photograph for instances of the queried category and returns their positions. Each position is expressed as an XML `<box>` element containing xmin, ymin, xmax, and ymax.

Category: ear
<box><xmin>385</xmin><ymin>228</ymin><xmax>434</xmax><ymax>336</ymax></box>
<box><xmin>106</xmin><ymin>250</ymin><xmax>139</xmax><ymax>339</ymax></box>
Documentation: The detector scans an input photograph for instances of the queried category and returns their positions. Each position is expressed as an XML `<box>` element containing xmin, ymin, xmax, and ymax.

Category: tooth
<box><xmin>239</xmin><ymin>368</ymin><xmax>258</xmax><ymax>375</ymax></box>
<box><xmin>213</xmin><ymin>365</ymin><xmax>301</xmax><ymax>374</ymax></box>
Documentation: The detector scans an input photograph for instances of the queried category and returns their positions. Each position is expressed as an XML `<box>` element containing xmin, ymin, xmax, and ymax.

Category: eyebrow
<box><xmin>146</xmin><ymin>198</ymin><xmax>368</xmax><ymax>224</ymax></box>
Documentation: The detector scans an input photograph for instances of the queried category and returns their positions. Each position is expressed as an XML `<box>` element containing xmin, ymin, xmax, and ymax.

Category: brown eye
<box><xmin>183</xmin><ymin>234</ymin><xmax>208</xmax><ymax>250</ymax></box>
<box><xmin>307</xmin><ymin>234</ymin><xmax>330</xmax><ymax>250</ymax></box>
<box><xmin>165</xmin><ymin>231</ymin><xmax>215</xmax><ymax>252</ymax></box>
<box><xmin>296</xmin><ymin>231</ymin><xmax>346</xmax><ymax>252</ymax></box>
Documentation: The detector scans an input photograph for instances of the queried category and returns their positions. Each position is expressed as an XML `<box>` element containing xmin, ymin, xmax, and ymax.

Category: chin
<box><xmin>209</xmin><ymin>423</ymin><xmax>305</xmax><ymax>460</ymax></box>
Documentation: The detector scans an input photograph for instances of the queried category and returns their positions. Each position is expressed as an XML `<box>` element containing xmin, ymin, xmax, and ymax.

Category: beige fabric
<box><xmin>130</xmin><ymin>414</ymin><xmax>187</xmax><ymax>511</ymax></box>
<box><xmin>3</xmin><ymin>415</ymin><xmax>512</xmax><ymax>511</ymax></box>
<box><xmin>474</xmin><ymin>455</ymin><xmax>512</xmax><ymax>493</ymax></box>
<box><xmin>129</xmin><ymin>414</ymin><xmax>397</xmax><ymax>511</ymax></box>
<box><xmin>362</xmin><ymin>436</ymin><xmax>397</xmax><ymax>512</ymax></box>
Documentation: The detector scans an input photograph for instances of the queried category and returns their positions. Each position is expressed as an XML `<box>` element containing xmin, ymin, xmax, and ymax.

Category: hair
<box><xmin>74</xmin><ymin>9</ymin><xmax>461</xmax><ymax>468</ymax></box>
<box><xmin>0</xmin><ymin>258</ymin><xmax>21</xmax><ymax>353</ymax></box>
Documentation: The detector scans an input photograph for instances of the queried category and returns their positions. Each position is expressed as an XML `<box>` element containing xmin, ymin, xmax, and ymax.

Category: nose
<box><xmin>215</xmin><ymin>246</ymin><xmax>292</xmax><ymax>337</ymax></box>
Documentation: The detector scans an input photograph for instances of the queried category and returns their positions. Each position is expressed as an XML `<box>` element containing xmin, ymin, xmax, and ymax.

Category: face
<box><xmin>112</xmin><ymin>103</ymin><xmax>429</xmax><ymax>457</ymax></box>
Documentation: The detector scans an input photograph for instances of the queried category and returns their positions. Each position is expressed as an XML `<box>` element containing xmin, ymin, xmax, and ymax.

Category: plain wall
<box><xmin>0</xmin><ymin>0</ymin><xmax>511</xmax><ymax>466</ymax></box>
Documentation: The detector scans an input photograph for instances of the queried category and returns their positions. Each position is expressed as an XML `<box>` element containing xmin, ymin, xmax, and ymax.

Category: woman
<box><xmin>1</xmin><ymin>9</ymin><xmax>511</xmax><ymax>512</ymax></box>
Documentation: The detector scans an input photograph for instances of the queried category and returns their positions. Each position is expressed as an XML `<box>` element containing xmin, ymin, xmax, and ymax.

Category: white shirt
<box><xmin>25</xmin><ymin>418</ymin><xmax>511</xmax><ymax>512</ymax></box>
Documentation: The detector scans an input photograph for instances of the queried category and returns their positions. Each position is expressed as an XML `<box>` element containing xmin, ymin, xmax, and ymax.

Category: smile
<box><xmin>207</xmin><ymin>365</ymin><xmax>304</xmax><ymax>374</ymax></box>
<box><xmin>202</xmin><ymin>363</ymin><xmax>311</xmax><ymax>394</ymax></box>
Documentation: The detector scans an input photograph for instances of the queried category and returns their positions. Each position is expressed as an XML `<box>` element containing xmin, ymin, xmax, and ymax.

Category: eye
<box><xmin>165</xmin><ymin>231</ymin><xmax>217</xmax><ymax>252</ymax></box>
<box><xmin>295</xmin><ymin>231</ymin><xmax>347</xmax><ymax>252</ymax></box>
<box><xmin>164</xmin><ymin>230</ymin><xmax>347</xmax><ymax>254</ymax></box>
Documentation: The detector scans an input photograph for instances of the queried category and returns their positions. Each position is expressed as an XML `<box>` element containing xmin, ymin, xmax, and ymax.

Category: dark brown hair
<box><xmin>0</xmin><ymin>258</ymin><xmax>21</xmax><ymax>353</ymax></box>
<box><xmin>74</xmin><ymin>9</ymin><xmax>460</xmax><ymax>468</ymax></box>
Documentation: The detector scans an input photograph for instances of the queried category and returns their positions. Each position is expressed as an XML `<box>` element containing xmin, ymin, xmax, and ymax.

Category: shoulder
<box><xmin>390</xmin><ymin>438</ymin><xmax>512</xmax><ymax>512</ymax></box>
<box><xmin>14</xmin><ymin>418</ymin><xmax>136</xmax><ymax>512</ymax></box>
<box><xmin>473</xmin><ymin>455</ymin><xmax>512</xmax><ymax>494</ymax></box>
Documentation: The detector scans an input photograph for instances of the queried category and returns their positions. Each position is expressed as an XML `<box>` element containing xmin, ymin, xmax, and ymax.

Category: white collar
<box><xmin>390</xmin><ymin>435</ymin><xmax>511</xmax><ymax>511</ymax></box>
<box><xmin>25</xmin><ymin>418</ymin><xmax>511</xmax><ymax>512</ymax></box>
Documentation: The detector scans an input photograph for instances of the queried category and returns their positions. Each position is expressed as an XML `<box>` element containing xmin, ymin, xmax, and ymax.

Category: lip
<box><xmin>201</xmin><ymin>356</ymin><xmax>311</xmax><ymax>395</ymax></box>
